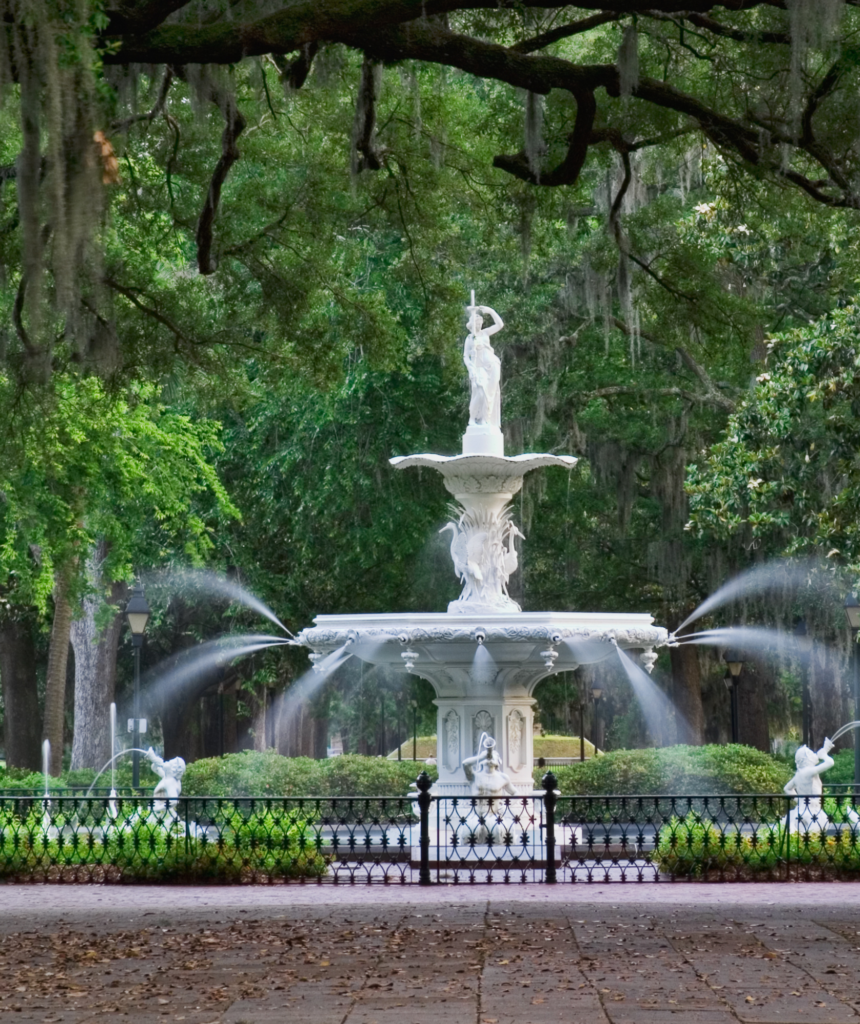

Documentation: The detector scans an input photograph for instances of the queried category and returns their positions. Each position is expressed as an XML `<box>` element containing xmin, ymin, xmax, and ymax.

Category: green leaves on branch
<box><xmin>0</xmin><ymin>374</ymin><xmax>237</xmax><ymax>611</ymax></box>
<box><xmin>687</xmin><ymin>306</ymin><xmax>860</xmax><ymax>570</ymax></box>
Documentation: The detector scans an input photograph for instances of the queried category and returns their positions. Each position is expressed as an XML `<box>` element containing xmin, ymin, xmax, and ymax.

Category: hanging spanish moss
<box><xmin>2</xmin><ymin>0</ymin><xmax>104</xmax><ymax>379</ymax></box>
<box><xmin>399</xmin><ymin>64</ymin><xmax>422</xmax><ymax>138</ymax></box>
<box><xmin>351</xmin><ymin>58</ymin><xmax>383</xmax><ymax>178</ymax></box>
<box><xmin>524</xmin><ymin>91</ymin><xmax>545</xmax><ymax>181</ymax></box>
<box><xmin>786</xmin><ymin>0</ymin><xmax>844</xmax><ymax>130</ymax></box>
<box><xmin>617</xmin><ymin>24</ymin><xmax>639</xmax><ymax>99</ymax></box>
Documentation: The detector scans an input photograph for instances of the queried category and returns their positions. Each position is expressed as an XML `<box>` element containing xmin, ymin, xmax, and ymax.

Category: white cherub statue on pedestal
<box><xmin>782</xmin><ymin>738</ymin><xmax>860</xmax><ymax>832</ymax></box>
<box><xmin>145</xmin><ymin>747</ymin><xmax>187</xmax><ymax>823</ymax></box>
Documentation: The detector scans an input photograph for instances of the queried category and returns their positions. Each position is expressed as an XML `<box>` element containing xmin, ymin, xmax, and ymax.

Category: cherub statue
<box><xmin>464</xmin><ymin>293</ymin><xmax>504</xmax><ymax>428</ymax></box>
<box><xmin>145</xmin><ymin>748</ymin><xmax>187</xmax><ymax>822</ymax></box>
<box><xmin>782</xmin><ymin>738</ymin><xmax>859</xmax><ymax>832</ymax></box>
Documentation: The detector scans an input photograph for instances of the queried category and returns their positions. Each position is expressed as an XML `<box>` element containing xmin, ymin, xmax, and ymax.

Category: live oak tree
<box><xmin>4</xmin><ymin>1</ymin><xmax>860</xmax><ymax>758</ymax></box>
<box><xmin>0</xmin><ymin>375</ymin><xmax>236</xmax><ymax>771</ymax></box>
<box><xmin>3</xmin><ymin>1</ymin><xmax>860</xmax><ymax>378</ymax></box>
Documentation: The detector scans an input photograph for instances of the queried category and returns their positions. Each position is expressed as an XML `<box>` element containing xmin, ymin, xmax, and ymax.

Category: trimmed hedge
<box><xmin>542</xmin><ymin>745</ymin><xmax>791</xmax><ymax>795</ymax></box>
<box><xmin>534</xmin><ymin>735</ymin><xmax>599</xmax><ymax>758</ymax></box>
<box><xmin>182</xmin><ymin>751</ymin><xmax>438</xmax><ymax>798</ymax></box>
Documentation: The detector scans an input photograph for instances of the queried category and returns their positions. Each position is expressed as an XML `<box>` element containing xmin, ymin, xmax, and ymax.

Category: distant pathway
<box><xmin>3</xmin><ymin>885</ymin><xmax>860</xmax><ymax>1023</ymax></box>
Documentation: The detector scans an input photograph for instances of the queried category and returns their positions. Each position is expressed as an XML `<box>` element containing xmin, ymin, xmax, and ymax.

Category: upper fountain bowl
<box><xmin>390</xmin><ymin>452</ymin><xmax>578</xmax><ymax>499</ymax></box>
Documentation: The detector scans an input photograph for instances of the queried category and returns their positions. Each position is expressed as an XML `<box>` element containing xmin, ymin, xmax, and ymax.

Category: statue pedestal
<box><xmin>462</xmin><ymin>423</ymin><xmax>504</xmax><ymax>457</ymax></box>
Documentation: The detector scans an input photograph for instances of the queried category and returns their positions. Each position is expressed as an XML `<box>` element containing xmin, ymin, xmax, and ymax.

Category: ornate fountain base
<box><xmin>298</xmin><ymin>610</ymin><xmax>668</xmax><ymax>796</ymax></box>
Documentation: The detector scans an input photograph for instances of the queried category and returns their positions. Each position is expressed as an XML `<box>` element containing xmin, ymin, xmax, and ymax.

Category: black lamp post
<box><xmin>125</xmin><ymin>583</ymin><xmax>151</xmax><ymax>787</ymax></box>
<box><xmin>722</xmin><ymin>649</ymin><xmax>744</xmax><ymax>744</ymax></box>
<box><xmin>844</xmin><ymin>594</ymin><xmax>860</xmax><ymax>788</ymax></box>
<box><xmin>409</xmin><ymin>699</ymin><xmax>419</xmax><ymax>761</ymax></box>
<box><xmin>794</xmin><ymin>618</ymin><xmax>813</xmax><ymax>748</ymax></box>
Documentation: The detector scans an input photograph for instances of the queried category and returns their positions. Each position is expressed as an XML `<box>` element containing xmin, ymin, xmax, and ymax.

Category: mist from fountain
<box><xmin>470</xmin><ymin>643</ymin><xmax>497</xmax><ymax>684</ymax></box>
<box><xmin>148</xmin><ymin>568</ymin><xmax>292</xmax><ymax>635</ymax></box>
<box><xmin>675</xmin><ymin>625</ymin><xmax>826</xmax><ymax>663</ymax></box>
<box><xmin>830</xmin><ymin>721</ymin><xmax>860</xmax><ymax>744</ymax></box>
<box><xmin>616</xmin><ymin>648</ymin><xmax>687</xmax><ymax>745</ymax></box>
<box><xmin>85</xmin><ymin>749</ymin><xmax>154</xmax><ymax>796</ymax></box>
<box><xmin>143</xmin><ymin>634</ymin><xmax>293</xmax><ymax>709</ymax></box>
<box><xmin>42</xmin><ymin>739</ymin><xmax>50</xmax><ymax>800</ymax></box>
<box><xmin>675</xmin><ymin>558</ymin><xmax>830</xmax><ymax>635</ymax></box>
<box><xmin>272</xmin><ymin>641</ymin><xmax>362</xmax><ymax>736</ymax></box>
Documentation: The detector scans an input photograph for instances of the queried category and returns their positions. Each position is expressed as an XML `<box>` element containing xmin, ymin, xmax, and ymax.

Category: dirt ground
<box><xmin>2</xmin><ymin>883</ymin><xmax>860</xmax><ymax>1023</ymax></box>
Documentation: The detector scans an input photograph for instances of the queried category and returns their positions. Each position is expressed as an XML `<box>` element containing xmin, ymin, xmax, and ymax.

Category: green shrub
<box><xmin>0</xmin><ymin>762</ymin><xmax>139</xmax><ymax>794</ymax></box>
<box><xmin>821</xmin><ymin>749</ymin><xmax>857</xmax><ymax>786</ymax></box>
<box><xmin>0</xmin><ymin>769</ymin><xmax>55</xmax><ymax>793</ymax></box>
<box><xmin>182</xmin><ymin>751</ymin><xmax>437</xmax><ymax>798</ymax></box>
<box><xmin>0</xmin><ymin>802</ymin><xmax>327</xmax><ymax>882</ymax></box>
<box><xmin>541</xmin><ymin>745</ymin><xmax>791</xmax><ymax>795</ymax></box>
<box><xmin>655</xmin><ymin>811</ymin><xmax>860</xmax><ymax>877</ymax></box>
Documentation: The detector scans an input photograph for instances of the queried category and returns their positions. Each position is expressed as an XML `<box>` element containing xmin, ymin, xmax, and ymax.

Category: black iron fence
<box><xmin>3</xmin><ymin>772</ymin><xmax>860</xmax><ymax>884</ymax></box>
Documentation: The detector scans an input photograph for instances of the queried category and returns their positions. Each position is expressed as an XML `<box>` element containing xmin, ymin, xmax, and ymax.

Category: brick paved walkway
<box><xmin>2</xmin><ymin>885</ymin><xmax>860</xmax><ymax>1023</ymax></box>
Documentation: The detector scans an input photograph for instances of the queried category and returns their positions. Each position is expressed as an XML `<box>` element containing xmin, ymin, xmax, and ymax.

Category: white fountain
<box><xmin>298</xmin><ymin>295</ymin><xmax>668</xmax><ymax>798</ymax></box>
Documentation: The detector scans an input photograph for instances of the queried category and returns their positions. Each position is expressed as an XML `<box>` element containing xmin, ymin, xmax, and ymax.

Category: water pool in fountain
<box><xmin>298</xmin><ymin>296</ymin><xmax>668</xmax><ymax>797</ymax></box>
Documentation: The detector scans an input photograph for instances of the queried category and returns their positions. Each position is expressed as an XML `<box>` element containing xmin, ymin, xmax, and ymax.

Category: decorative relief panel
<box><xmin>443</xmin><ymin>710</ymin><xmax>460</xmax><ymax>771</ymax></box>
<box><xmin>507</xmin><ymin>709</ymin><xmax>526</xmax><ymax>771</ymax></box>
<box><xmin>472</xmin><ymin>710</ymin><xmax>494</xmax><ymax>753</ymax></box>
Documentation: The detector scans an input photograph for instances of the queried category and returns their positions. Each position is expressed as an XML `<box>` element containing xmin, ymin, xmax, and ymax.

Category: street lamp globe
<box><xmin>125</xmin><ymin>584</ymin><xmax>151</xmax><ymax>638</ymax></box>
<box><xmin>722</xmin><ymin>649</ymin><xmax>744</xmax><ymax>678</ymax></box>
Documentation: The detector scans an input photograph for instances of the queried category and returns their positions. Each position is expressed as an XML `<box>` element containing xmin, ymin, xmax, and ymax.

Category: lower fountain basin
<box><xmin>298</xmin><ymin>611</ymin><xmax>668</xmax><ymax>796</ymax></box>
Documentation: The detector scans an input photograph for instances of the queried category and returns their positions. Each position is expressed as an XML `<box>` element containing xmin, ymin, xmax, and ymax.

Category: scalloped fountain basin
<box><xmin>298</xmin><ymin>611</ymin><xmax>667</xmax><ymax>796</ymax></box>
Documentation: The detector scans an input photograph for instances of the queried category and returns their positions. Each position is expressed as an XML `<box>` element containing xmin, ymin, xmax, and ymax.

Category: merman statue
<box><xmin>782</xmin><ymin>738</ymin><xmax>860</xmax><ymax>832</ymax></box>
<box><xmin>145</xmin><ymin>747</ymin><xmax>187</xmax><ymax>822</ymax></box>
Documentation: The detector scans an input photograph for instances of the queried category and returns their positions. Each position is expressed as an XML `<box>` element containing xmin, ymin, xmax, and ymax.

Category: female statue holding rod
<box><xmin>464</xmin><ymin>292</ymin><xmax>504</xmax><ymax>428</ymax></box>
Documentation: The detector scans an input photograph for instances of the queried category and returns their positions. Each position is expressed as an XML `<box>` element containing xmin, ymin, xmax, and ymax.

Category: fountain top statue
<box><xmin>464</xmin><ymin>292</ymin><xmax>503</xmax><ymax>439</ymax></box>
<box><xmin>391</xmin><ymin>292</ymin><xmax>578</xmax><ymax>613</ymax></box>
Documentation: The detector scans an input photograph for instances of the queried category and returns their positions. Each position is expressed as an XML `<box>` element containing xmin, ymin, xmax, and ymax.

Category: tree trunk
<box><xmin>739</xmin><ymin>660</ymin><xmax>771</xmax><ymax>753</ymax></box>
<box><xmin>249</xmin><ymin>688</ymin><xmax>268</xmax><ymax>751</ymax></box>
<box><xmin>0</xmin><ymin>615</ymin><xmax>42</xmax><ymax>771</ymax></box>
<box><xmin>43</xmin><ymin>569</ymin><xmax>75</xmax><ymax>775</ymax></box>
<box><xmin>810</xmin><ymin>643</ymin><xmax>844</xmax><ymax>751</ymax></box>
<box><xmin>69</xmin><ymin>544</ymin><xmax>126</xmax><ymax>771</ymax></box>
<box><xmin>669</xmin><ymin>641</ymin><xmax>705</xmax><ymax>745</ymax></box>
<box><xmin>222</xmin><ymin>685</ymin><xmax>238</xmax><ymax>755</ymax></box>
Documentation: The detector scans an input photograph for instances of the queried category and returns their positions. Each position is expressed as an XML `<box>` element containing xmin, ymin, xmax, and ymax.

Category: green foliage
<box><xmin>688</xmin><ymin>306</ymin><xmax>860</xmax><ymax>570</ymax></box>
<box><xmin>182</xmin><ymin>751</ymin><xmax>437</xmax><ymax>798</ymax></box>
<box><xmin>0</xmin><ymin>802</ymin><xmax>327</xmax><ymax>882</ymax></box>
<box><xmin>822</xmin><ymin>749</ymin><xmax>857</xmax><ymax>786</ymax></box>
<box><xmin>0</xmin><ymin>374</ymin><xmax>237</xmax><ymax>612</ymax></box>
<box><xmin>655</xmin><ymin>812</ymin><xmax>860</xmax><ymax>877</ymax></box>
<box><xmin>534</xmin><ymin>735</ymin><xmax>599</xmax><ymax>758</ymax></box>
<box><xmin>543</xmin><ymin>745</ymin><xmax>791</xmax><ymax>795</ymax></box>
